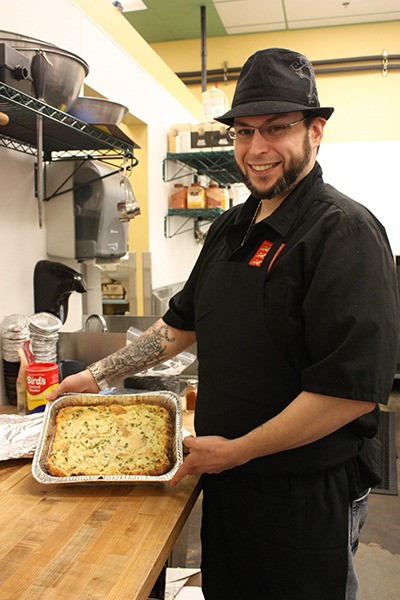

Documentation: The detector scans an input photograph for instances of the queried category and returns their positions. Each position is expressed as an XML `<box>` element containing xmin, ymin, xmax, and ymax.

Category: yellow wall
<box><xmin>152</xmin><ymin>21</ymin><xmax>400</xmax><ymax>142</ymax></box>
<box><xmin>83</xmin><ymin>82</ymin><xmax>149</xmax><ymax>314</ymax></box>
<box><xmin>123</xmin><ymin>118</ymin><xmax>148</xmax><ymax>315</ymax></box>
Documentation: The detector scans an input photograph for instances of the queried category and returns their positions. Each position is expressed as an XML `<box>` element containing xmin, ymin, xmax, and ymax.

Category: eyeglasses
<box><xmin>227</xmin><ymin>117</ymin><xmax>308</xmax><ymax>142</ymax></box>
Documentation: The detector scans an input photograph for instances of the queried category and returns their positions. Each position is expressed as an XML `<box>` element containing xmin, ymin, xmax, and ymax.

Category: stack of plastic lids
<box><xmin>0</xmin><ymin>314</ymin><xmax>30</xmax><ymax>404</ymax></box>
<box><xmin>29</xmin><ymin>312</ymin><xmax>62</xmax><ymax>363</ymax></box>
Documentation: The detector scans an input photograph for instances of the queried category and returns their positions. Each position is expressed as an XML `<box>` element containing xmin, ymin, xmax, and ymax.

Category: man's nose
<box><xmin>249</xmin><ymin>128</ymin><xmax>270</xmax><ymax>150</ymax></box>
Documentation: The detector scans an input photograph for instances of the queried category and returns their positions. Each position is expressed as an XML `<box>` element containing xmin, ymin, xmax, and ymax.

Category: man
<box><xmin>49</xmin><ymin>48</ymin><xmax>399</xmax><ymax>599</ymax></box>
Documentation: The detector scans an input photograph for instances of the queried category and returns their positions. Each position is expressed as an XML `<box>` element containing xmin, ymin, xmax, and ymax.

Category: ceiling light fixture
<box><xmin>111</xmin><ymin>0</ymin><xmax>147</xmax><ymax>12</ymax></box>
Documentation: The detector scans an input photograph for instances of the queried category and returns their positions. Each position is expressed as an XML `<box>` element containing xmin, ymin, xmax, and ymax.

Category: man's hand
<box><xmin>169</xmin><ymin>392</ymin><xmax>377</xmax><ymax>488</ymax></box>
<box><xmin>170</xmin><ymin>435</ymin><xmax>242</xmax><ymax>487</ymax></box>
<box><xmin>46</xmin><ymin>369</ymin><xmax>100</xmax><ymax>400</ymax></box>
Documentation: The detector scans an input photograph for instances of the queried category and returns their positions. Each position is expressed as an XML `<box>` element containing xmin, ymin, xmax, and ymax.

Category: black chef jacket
<box><xmin>164</xmin><ymin>163</ymin><xmax>399</xmax><ymax>489</ymax></box>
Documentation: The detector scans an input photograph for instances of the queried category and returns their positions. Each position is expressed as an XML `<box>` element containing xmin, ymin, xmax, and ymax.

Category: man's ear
<box><xmin>311</xmin><ymin>117</ymin><xmax>326</xmax><ymax>148</ymax></box>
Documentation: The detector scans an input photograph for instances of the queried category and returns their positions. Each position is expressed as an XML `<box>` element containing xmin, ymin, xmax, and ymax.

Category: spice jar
<box><xmin>187</xmin><ymin>182</ymin><xmax>206</xmax><ymax>209</ymax></box>
<box><xmin>220</xmin><ymin>185</ymin><xmax>230</xmax><ymax>210</ymax></box>
<box><xmin>170</xmin><ymin>183</ymin><xmax>187</xmax><ymax>209</ymax></box>
<box><xmin>205</xmin><ymin>181</ymin><xmax>222</xmax><ymax>208</ymax></box>
<box><xmin>185</xmin><ymin>378</ymin><xmax>198</xmax><ymax>411</ymax></box>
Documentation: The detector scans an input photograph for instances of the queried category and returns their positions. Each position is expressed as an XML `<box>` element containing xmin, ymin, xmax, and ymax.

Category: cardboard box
<box><xmin>102</xmin><ymin>282</ymin><xmax>125</xmax><ymax>299</ymax></box>
<box><xmin>169</xmin><ymin>122</ymin><xmax>233</xmax><ymax>153</ymax></box>
<box><xmin>211</xmin><ymin>122</ymin><xmax>234</xmax><ymax>149</ymax></box>
<box><xmin>169</xmin><ymin>123</ymin><xmax>192</xmax><ymax>153</ymax></box>
<box><xmin>190</xmin><ymin>122</ymin><xmax>213</xmax><ymax>150</ymax></box>
<box><xmin>191</xmin><ymin>122</ymin><xmax>233</xmax><ymax>150</ymax></box>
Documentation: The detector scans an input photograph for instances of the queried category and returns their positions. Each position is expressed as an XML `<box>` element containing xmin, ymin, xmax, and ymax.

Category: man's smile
<box><xmin>248</xmin><ymin>162</ymin><xmax>279</xmax><ymax>173</ymax></box>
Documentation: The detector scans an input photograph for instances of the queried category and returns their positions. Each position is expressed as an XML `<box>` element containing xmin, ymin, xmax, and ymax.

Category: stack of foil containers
<box><xmin>29</xmin><ymin>312</ymin><xmax>62</xmax><ymax>363</ymax></box>
<box><xmin>0</xmin><ymin>314</ymin><xmax>30</xmax><ymax>405</ymax></box>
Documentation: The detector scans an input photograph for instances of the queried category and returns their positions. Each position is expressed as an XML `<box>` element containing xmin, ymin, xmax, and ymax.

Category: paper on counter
<box><xmin>175</xmin><ymin>587</ymin><xmax>204</xmax><ymax>599</ymax></box>
<box><xmin>165</xmin><ymin>568</ymin><xmax>203</xmax><ymax>600</ymax></box>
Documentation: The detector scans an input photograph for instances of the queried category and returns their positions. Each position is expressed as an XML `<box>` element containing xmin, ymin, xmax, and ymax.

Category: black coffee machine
<box><xmin>34</xmin><ymin>260</ymin><xmax>87</xmax><ymax>323</ymax></box>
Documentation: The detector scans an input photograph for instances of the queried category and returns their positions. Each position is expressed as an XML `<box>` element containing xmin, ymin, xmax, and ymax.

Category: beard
<box><xmin>237</xmin><ymin>133</ymin><xmax>312</xmax><ymax>201</ymax></box>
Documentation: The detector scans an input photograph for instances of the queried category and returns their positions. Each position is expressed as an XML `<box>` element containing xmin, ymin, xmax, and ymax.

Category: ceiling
<box><xmin>119</xmin><ymin>0</ymin><xmax>400</xmax><ymax>44</ymax></box>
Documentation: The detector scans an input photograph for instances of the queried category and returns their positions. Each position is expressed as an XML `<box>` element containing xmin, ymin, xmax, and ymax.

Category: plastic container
<box><xmin>202</xmin><ymin>84</ymin><xmax>229</xmax><ymax>122</ymax></box>
<box><xmin>187</xmin><ymin>182</ymin><xmax>206</xmax><ymax>209</ymax></box>
<box><xmin>220</xmin><ymin>185</ymin><xmax>230</xmax><ymax>210</ymax></box>
<box><xmin>170</xmin><ymin>184</ymin><xmax>187</xmax><ymax>209</ymax></box>
<box><xmin>206</xmin><ymin>182</ymin><xmax>222</xmax><ymax>208</ymax></box>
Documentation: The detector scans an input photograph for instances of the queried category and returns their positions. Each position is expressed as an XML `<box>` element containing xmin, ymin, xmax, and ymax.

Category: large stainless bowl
<box><xmin>0</xmin><ymin>30</ymin><xmax>89</xmax><ymax>111</ymax></box>
<box><xmin>67</xmin><ymin>97</ymin><xmax>128</xmax><ymax>125</ymax></box>
<box><xmin>0</xmin><ymin>29</ymin><xmax>58</xmax><ymax>48</ymax></box>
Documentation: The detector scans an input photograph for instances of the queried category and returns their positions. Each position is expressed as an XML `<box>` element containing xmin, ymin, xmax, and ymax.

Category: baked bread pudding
<box><xmin>46</xmin><ymin>403</ymin><xmax>172</xmax><ymax>477</ymax></box>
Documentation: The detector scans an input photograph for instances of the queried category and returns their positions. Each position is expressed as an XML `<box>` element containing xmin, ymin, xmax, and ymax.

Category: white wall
<box><xmin>0</xmin><ymin>150</ymin><xmax>46</xmax><ymax>315</ymax></box>
<box><xmin>318</xmin><ymin>141</ymin><xmax>400</xmax><ymax>256</ymax></box>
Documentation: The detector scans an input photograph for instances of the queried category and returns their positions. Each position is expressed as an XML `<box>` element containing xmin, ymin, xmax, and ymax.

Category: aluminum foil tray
<box><xmin>32</xmin><ymin>391</ymin><xmax>183</xmax><ymax>485</ymax></box>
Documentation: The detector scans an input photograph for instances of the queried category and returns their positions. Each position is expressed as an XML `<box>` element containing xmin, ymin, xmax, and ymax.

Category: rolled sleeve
<box><xmin>163</xmin><ymin>288</ymin><xmax>195</xmax><ymax>331</ymax></box>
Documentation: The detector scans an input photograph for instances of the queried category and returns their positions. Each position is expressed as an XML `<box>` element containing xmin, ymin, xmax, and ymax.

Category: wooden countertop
<box><xmin>0</xmin><ymin>405</ymin><xmax>201</xmax><ymax>600</ymax></box>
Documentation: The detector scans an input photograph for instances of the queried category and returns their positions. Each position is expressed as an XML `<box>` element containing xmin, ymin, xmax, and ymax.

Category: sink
<box><xmin>58</xmin><ymin>330</ymin><xmax>127</xmax><ymax>366</ymax></box>
<box><xmin>102</xmin><ymin>315</ymin><xmax>160</xmax><ymax>333</ymax></box>
<box><xmin>58</xmin><ymin>315</ymin><xmax>198</xmax><ymax>376</ymax></box>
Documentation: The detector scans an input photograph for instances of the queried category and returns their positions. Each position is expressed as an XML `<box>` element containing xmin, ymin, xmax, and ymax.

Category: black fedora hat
<box><xmin>216</xmin><ymin>47</ymin><xmax>334</xmax><ymax>125</ymax></box>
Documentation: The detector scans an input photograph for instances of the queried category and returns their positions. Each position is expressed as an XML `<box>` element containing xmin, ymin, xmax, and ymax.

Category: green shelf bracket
<box><xmin>164</xmin><ymin>208</ymin><xmax>225</xmax><ymax>241</ymax></box>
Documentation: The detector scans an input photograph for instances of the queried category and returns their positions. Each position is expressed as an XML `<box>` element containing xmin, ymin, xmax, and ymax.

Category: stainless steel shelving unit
<box><xmin>0</xmin><ymin>82</ymin><xmax>137</xmax><ymax>226</ymax></box>
<box><xmin>0</xmin><ymin>82</ymin><xmax>135</xmax><ymax>156</ymax></box>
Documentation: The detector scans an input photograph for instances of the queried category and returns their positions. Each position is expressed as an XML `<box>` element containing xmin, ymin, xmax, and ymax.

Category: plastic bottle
<box><xmin>187</xmin><ymin>181</ymin><xmax>206</xmax><ymax>209</ymax></box>
<box><xmin>220</xmin><ymin>185</ymin><xmax>230</xmax><ymax>210</ymax></box>
<box><xmin>169</xmin><ymin>183</ymin><xmax>187</xmax><ymax>209</ymax></box>
<box><xmin>202</xmin><ymin>83</ymin><xmax>229</xmax><ymax>123</ymax></box>
<box><xmin>206</xmin><ymin>181</ymin><xmax>222</xmax><ymax>208</ymax></box>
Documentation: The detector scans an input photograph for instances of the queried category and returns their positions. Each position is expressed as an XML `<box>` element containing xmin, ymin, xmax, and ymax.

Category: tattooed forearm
<box><xmin>97</xmin><ymin>319</ymin><xmax>179</xmax><ymax>385</ymax></box>
<box><xmin>158</xmin><ymin>322</ymin><xmax>176</xmax><ymax>343</ymax></box>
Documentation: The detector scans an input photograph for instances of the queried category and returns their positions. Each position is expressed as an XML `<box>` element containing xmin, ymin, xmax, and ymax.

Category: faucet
<box><xmin>84</xmin><ymin>314</ymin><xmax>108</xmax><ymax>333</ymax></box>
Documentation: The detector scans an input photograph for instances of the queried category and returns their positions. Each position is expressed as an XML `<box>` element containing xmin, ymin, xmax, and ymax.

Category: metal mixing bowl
<box><xmin>0</xmin><ymin>30</ymin><xmax>57</xmax><ymax>47</ymax></box>
<box><xmin>67</xmin><ymin>97</ymin><xmax>129</xmax><ymax>125</ymax></box>
<box><xmin>0</xmin><ymin>30</ymin><xmax>89</xmax><ymax>111</ymax></box>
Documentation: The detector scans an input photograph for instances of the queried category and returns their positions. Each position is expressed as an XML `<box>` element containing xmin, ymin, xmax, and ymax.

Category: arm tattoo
<box><xmin>158</xmin><ymin>322</ymin><xmax>175</xmax><ymax>343</ymax></box>
<box><xmin>98</xmin><ymin>322</ymin><xmax>176</xmax><ymax>384</ymax></box>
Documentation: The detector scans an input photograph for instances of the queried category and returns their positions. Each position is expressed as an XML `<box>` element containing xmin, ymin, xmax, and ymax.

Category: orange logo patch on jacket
<box><xmin>249</xmin><ymin>240</ymin><xmax>285</xmax><ymax>270</ymax></box>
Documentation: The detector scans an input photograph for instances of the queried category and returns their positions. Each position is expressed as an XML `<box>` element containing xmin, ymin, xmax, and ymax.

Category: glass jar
<box><xmin>185</xmin><ymin>378</ymin><xmax>198</xmax><ymax>411</ymax></box>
